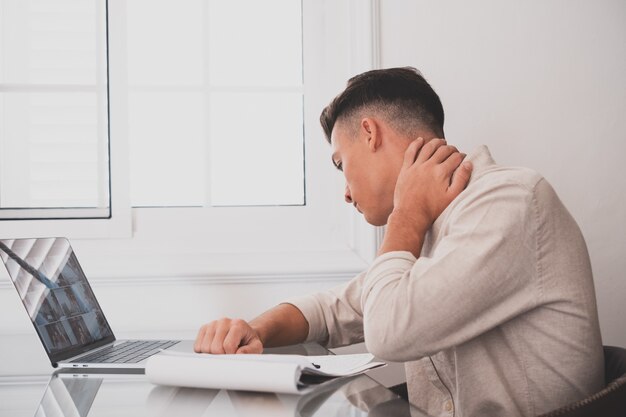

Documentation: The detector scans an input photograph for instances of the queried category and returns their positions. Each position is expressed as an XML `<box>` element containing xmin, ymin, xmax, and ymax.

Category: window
<box><xmin>0</xmin><ymin>0</ymin><xmax>110</xmax><ymax>219</ymax></box>
<box><xmin>1</xmin><ymin>0</ymin><xmax>382</xmax><ymax>278</ymax></box>
<box><xmin>128</xmin><ymin>0</ymin><xmax>305</xmax><ymax>207</ymax></box>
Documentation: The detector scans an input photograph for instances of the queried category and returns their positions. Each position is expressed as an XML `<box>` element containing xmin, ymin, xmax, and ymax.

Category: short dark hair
<box><xmin>319</xmin><ymin>67</ymin><xmax>445</xmax><ymax>143</ymax></box>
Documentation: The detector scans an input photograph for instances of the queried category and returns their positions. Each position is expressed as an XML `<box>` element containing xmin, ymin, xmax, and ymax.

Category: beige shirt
<box><xmin>287</xmin><ymin>146</ymin><xmax>604</xmax><ymax>417</ymax></box>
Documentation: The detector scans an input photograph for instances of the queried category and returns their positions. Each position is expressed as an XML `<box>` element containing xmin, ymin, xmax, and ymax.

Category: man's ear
<box><xmin>360</xmin><ymin>117</ymin><xmax>382</xmax><ymax>152</ymax></box>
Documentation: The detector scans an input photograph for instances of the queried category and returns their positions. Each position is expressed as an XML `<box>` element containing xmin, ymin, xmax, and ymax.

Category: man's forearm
<box><xmin>378</xmin><ymin>209</ymin><xmax>429</xmax><ymax>258</ymax></box>
<box><xmin>250</xmin><ymin>303</ymin><xmax>309</xmax><ymax>348</ymax></box>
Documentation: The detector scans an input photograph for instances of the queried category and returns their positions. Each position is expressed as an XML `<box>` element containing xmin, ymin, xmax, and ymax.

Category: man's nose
<box><xmin>344</xmin><ymin>184</ymin><xmax>353</xmax><ymax>204</ymax></box>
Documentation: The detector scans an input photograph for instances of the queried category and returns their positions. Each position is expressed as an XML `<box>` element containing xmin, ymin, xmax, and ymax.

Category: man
<box><xmin>195</xmin><ymin>67</ymin><xmax>604</xmax><ymax>417</ymax></box>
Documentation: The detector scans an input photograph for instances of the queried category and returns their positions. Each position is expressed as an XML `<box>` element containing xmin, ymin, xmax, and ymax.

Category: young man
<box><xmin>195</xmin><ymin>68</ymin><xmax>604</xmax><ymax>417</ymax></box>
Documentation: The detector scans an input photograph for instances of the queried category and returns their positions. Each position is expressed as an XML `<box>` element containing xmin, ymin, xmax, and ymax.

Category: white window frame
<box><xmin>0</xmin><ymin>0</ymin><xmax>383</xmax><ymax>284</ymax></box>
<box><xmin>0</xmin><ymin>0</ymin><xmax>131</xmax><ymax>238</ymax></box>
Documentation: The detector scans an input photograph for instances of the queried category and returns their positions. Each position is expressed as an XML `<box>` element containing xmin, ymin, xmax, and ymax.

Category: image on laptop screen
<box><xmin>0</xmin><ymin>238</ymin><xmax>114</xmax><ymax>356</ymax></box>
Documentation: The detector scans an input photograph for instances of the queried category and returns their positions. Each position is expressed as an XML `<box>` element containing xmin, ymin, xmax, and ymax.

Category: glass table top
<box><xmin>2</xmin><ymin>343</ymin><xmax>431</xmax><ymax>417</ymax></box>
<box><xmin>33</xmin><ymin>371</ymin><xmax>424</xmax><ymax>417</ymax></box>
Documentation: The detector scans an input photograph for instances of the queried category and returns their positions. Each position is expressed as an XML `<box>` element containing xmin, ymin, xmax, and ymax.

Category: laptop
<box><xmin>0</xmin><ymin>237</ymin><xmax>194</xmax><ymax>369</ymax></box>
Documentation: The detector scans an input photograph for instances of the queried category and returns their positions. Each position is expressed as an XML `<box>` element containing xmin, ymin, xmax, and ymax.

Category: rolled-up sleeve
<box><xmin>362</xmin><ymin>181</ymin><xmax>542</xmax><ymax>362</ymax></box>
<box><xmin>285</xmin><ymin>271</ymin><xmax>367</xmax><ymax>348</ymax></box>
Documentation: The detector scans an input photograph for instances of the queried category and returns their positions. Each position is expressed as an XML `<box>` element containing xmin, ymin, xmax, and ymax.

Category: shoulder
<box><xmin>468</xmin><ymin>164</ymin><xmax>565</xmax><ymax>218</ymax></box>
<box><xmin>460</xmin><ymin>145</ymin><xmax>545</xmax><ymax>196</ymax></box>
<box><xmin>450</xmin><ymin>165</ymin><xmax>544</xmax><ymax>216</ymax></box>
<box><xmin>439</xmin><ymin>163</ymin><xmax>556</xmax><ymax>232</ymax></box>
<box><xmin>471</xmin><ymin>163</ymin><xmax>544</xmax><ymax>194</ymax></box>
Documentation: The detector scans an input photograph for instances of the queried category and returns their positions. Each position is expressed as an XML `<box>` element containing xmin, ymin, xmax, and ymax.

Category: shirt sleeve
<box><xmin>285</xmin><ymin>271</ymin><xmax>367</xmax><ymax>348</ymax></box>
<box><xmin>361</xmin><ymin>180</ymin><xmax>543</xmax><ymax>362</ymax></box>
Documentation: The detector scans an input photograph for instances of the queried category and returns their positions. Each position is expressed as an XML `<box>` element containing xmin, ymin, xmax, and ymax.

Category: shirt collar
<box><xmin>465</xmin><ymin>145</ymin><xmax>496</xmax><ymax>184</ymax></box>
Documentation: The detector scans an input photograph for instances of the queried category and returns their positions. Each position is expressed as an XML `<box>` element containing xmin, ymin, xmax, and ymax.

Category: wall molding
<box><xmin>0</xmin><ymin>270</ymin><xmax>356</xmax><ymax>289</ymax></box>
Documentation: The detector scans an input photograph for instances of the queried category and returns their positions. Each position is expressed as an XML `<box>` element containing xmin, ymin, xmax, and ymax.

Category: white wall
<box><xmin>1</xmin><ymin>1</ymin><xmax>624</xmax><ymax>378</ymax></box>
<box><xmin>380</xmin><ymin>0</ymin><xmax>626</xmax><ymax>346</ymax></box>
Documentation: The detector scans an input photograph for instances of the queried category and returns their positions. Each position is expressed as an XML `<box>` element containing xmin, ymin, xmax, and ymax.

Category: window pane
<box><xmin>208</xmin><ymin>0</ymin><xmax>302</xmax><ymax>87</ymax></box>
<box><xmin>129</xmin><ymin>92</ymin><xmax>205</xmax><ymax>207</ymax></box>
<box><xmin>0</xmin><ymin>0</ymin><xmax>109</xmax><ymax>218</ymax></box>
<box><xmin>209</xmin><ymin>92</ymin><xmax>304</xmax><ymax>206</ymax></box>
<box><xmin>127</xmin><ymin>0</ymin><xmax>204</xmax><ymax>86</ymax></box>
<box><xmin>0</xmin><ymin>92</ymin><xmax>106</xmax><ymax>208</ymax></box>
<box><xmin>0</xmin><ymin>0</ymin><xmax>99</xmax><ymax>85</ymax></box>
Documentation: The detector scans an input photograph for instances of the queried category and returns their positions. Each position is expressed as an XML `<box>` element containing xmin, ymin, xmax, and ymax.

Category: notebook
<box><xmin>0</xmin><ymin>237</ymin><xmax>193</xmax><ymax>369</ymax></box>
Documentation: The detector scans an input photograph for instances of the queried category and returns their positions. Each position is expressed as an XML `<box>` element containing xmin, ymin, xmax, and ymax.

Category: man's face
<box><xmin>330</xmin><ymin>123</ymin><xmax>401</xmax><ymax>226</ymax></box>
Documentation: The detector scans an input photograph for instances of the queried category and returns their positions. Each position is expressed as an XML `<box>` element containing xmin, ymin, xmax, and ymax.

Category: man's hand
<box><xmin>194</xmin><ymin>318</ymin><xmax>263</xmax><ymax>354</ymax></box>
<box><xmin>394</xmin><ymin>138</ymin><xmax>472</xmax><ymax>225</ymax></box>
<box><xmin>378</xmin><ymin>138</ymin><xmax>473</xmax><ymax>257</ymax></box>
<box><xmin>194</xmin><ymin>304</ymin><xmax>309</xmax><ymax>354</ymax></box>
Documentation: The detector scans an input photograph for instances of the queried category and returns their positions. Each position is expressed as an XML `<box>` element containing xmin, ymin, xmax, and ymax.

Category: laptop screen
<box><xmin>0</xmin><ymin>238</ymin><xmax>114</xmax><ymax>361</ymax></box>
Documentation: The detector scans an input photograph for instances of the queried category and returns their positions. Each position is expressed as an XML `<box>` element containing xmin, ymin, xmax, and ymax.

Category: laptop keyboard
<box><xmin>79</xmin><ymin>340</ymin><xmax>179</xmax><ymax>364</ymax></box>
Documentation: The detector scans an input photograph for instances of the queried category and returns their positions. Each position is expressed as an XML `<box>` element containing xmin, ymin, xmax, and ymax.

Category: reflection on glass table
<box><xmin>35</xmin><ymin>370</ymin><xmax>430</xmax><ymax>417</ymax></box>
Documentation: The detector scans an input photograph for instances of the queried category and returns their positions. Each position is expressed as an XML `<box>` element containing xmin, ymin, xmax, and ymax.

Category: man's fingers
<box><xmin>210</xmin><ymin>321</ymin><xmax>230</xmax><ymax>354</ymax></box>
<box><xmin>195</xmin><ymin>318</ymin><xmax>262</xmax><ymax>354</ymax></box>
<box><xmin>199</xmin><ymin>324</ymin><xmax>217</xmax><ymax>353</ymax></box>
<box><xmin>223</xmin><ymin>329</ymin><xmax>241</xmax><ymax>354</ymax></box>
<box><xmin>431</xmin><ymin>145</ymin><xmax>459</xmax><ymax>164</ymax></box>
<box><xmin>194</xmin><ymin>325</ymin><xmax>208</xmax><ymax>352</ymax></box>
<box><xmin>449</xmin><ymin>161</ymin><xmax>473</xmax><ymax>195</ymax></box>
<box><xmin>416</xmin><ymin>138</ymin><xmax>446</xmax><ymax>164</ymax></box>
<box><xmin>444</xmin><ymin>153</ymin><xmax>466</xmax><ymax>188</ymax></box>
<box><xmin>235</xmin><ymin>345</ymin><xmax>253</xmax><ymax>354</ymax></box>
<box><xmin>223</xmin><ymin>321</ymin><xmax>248</xmax><ymax>354</ymax></box>
<box><xmin>195</xmin><ymin>323</ymin><xmax>217</xmax><ymax>353</ymax></box>
<box><xmin>402</xmin><ymin>137</ymin><xmax>424</xmax><ymax>169</ymax></box>
<box><xmin>441</xmin><ymin>151</ymin><xmax>465</xmax><ymax>173</ymax></box>
<box><xmin>236</xmin><ymin>338</ymin><xmax>263</xmax><ymax>354</ymax></box>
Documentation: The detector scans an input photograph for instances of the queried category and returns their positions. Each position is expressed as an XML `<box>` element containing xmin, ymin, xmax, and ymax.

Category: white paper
<box><xmin>304</xmin><ymin>354</ymin><xmax>381</xmax><ymax>376</ymax></box>
<box><xmin>145</xmin><ymin>352</ymin><xmax>384</xmax><ymax>394</ymax></box>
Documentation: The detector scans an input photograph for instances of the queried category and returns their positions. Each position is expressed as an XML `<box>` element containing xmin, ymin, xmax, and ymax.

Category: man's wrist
<box><xmin>249</xmin><ymin>321</ymin><xmax>268</xmax><ymax>346</ymax></box>
<box><xmin>249</xmin><ymin>303</ymin><xmax>309</xmax><ymax>348</ymax></box>
<box><xmin>387</xmin><ymin>208</ymin><xmax>430</xmax><ymax>236</ymax></box>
